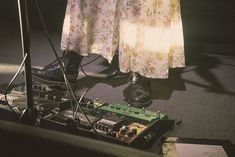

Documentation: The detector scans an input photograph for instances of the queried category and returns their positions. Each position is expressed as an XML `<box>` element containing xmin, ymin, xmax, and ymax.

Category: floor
<box><xmin>0</xmin><ymin>0</ymin><xmax>235</xmax><ymax>148</ymax></box>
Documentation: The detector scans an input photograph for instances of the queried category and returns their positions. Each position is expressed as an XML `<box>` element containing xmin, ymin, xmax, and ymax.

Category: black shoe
<box><xmin>32</xmin><ymin>51</ymin><xmax>83</xmax><ymax>84</ymax></box>
<box><xmin>126</xmin><ymin>73</ymin><xmax>152</xmax><ymax>107</ymax></box>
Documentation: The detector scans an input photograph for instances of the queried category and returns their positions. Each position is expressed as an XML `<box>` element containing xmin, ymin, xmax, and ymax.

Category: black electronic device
<box><xmin>0</xmin><ymin>83</ymin><xmax>71</xmax><ymax>121</ymax></box>
<box><xmin>49</xmin><ymin>109</ymin><xmax>99</xmax><ymax>129</ymax></box>
<box><xmin>42</xmin><ymin>99</ymin><xmax>174</xmax><ymax>149</ymax></box>
<box><xmin>0</xmin><ymin>82</ymin><xmax>174</xmax><ymax>149</ymax></box>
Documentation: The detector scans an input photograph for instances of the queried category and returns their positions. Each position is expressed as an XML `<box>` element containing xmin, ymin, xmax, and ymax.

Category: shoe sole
<box><xmin>126</xmin><ymin>99</ymin><xmax>152</xmax><ymax>108</ymax></box>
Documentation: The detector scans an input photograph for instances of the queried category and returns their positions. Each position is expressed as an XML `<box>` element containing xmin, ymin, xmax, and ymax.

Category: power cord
<box><xmin>4</xmin><ymin>53</ymin><xmax>28</xmax><ymax>115</ymax></box>
<box><xmin>33</xmin><ymin>0</ymin><xmax>78</xmax><ymax>117</ymax></box>
<box><xmin>34</xmin><ymin>0</ymin><xmax>101</xmax><ymax>139</ymax></box>
<box><xmin>81</xmin><ymin>56</ymin><xmax>102</xmax><ymax>66</ymax></box>
<box><xmin>74</xmin><ymin>88</ymin><xmax>92</xmax><ymax>119</ymax></box>
<box><xmin>79</xmin><ymin>54</ymin><xmax>119</xmax><ymax>79</ymax></box>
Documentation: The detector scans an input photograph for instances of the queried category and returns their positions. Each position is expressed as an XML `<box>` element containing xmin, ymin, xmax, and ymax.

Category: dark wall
<box><xmin>0</xmin><ymin>0</ymin><xmax>67</xmax><ymax>32</ymax></box>
<box><xmin>181</xmin><ymin>0</ymin><xmax>235</xmax><ymax>56</ymax></box>
<box><xmin>32</xmin><ymin>0</ymin><xmax>67</xmax><ymax>31</ymax></box>
<box><xmin>1</xmin><ymin>0</ymin><xmax>235</xmax><ymax>56</ymax></box>
<box><xmin>182</xmin><ymin>0</ymin><xmax>235</xmax><ymax>42</ymax></box>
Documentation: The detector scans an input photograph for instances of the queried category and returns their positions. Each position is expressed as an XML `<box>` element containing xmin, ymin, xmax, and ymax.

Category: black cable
<box><xmin>34</xmin><ymin>0</ymin><xmax>81</xmax><ymax>116</ymax></box>
<box><xmin>74</xmin><ymin>87</ymin><xmax>92</xmax><ymax>118</ymax></box>
<box><xmin>4</xmin><ymin>53</ymin><xmax>28</xmax><ymax>115</ymax></box>
<box><xmin>33</xmin><ymin>0</ymin><xmax>78</xmax><ymax>114</ymax></box>
<box><xmin>33</xmin><ymin>1</ymin><xmax>75</xmax><ymax>114</ymax></box>
<box><xmin>34</xmin><ymin>0</ymin><xmax>101</xmax><ymax>139</ymax></box>
<box><xmin>81</xmin><ymin>56</ymin><xmax>102</xmax><ymax>66</ymax></box>
<box><xmin>33</xmin><ymin>0</ymin><xmax>80</xmax><ymax>115</ymax></box>
<box><xmin>73</xmin><ymin>87</ymin><xmax>103</xmax><ymax>140</ymax></box>
<box><xmin>80</xmin><ymin>65</ymin><xmax>99</xmax><ymax>79</ymax></box>
<box><xmin>80</xmin><ymin>55</ymin><xmax>119</xmax><ymax>79</ymax></box>
<box><xmin>63</xmin><ymin>76</ymin><xmax>75</xmax><ymax>118</ymax></box>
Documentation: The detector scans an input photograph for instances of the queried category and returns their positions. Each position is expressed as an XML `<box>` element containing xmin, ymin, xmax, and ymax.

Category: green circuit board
<box><xmin>98</xmin><ymin>103</ymin><xmax>168</xmax><ymax>122</ymax></box>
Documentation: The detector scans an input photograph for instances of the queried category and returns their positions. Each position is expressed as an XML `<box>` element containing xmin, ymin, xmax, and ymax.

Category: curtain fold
<box><xmin>61</xmin><ymin>0</ymin><xmax>185</xmax><ymax>78</ymax></box>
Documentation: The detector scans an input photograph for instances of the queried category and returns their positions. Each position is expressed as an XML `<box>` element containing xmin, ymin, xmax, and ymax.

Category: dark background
<box><xmin>1</xmin><ymin>0</ymin><xmax>235</xmax><ymax>56</ymax></box>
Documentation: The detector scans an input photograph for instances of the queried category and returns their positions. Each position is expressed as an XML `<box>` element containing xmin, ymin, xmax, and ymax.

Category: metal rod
<box><xmin>17</xmin><ymin>0</ymin><xmax>33</xmax><ymax>109</ymax></box>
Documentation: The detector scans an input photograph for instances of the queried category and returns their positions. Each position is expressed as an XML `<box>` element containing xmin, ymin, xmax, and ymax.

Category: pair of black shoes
<box><xmin>32</xmin><ymin>51</ymin><xmax>152</xmax><ymax>107</ymax></box>
<box><xmin>32</xmin><ymin>51</ymin><xmax>83</xmax><ymax>84</ymax></box>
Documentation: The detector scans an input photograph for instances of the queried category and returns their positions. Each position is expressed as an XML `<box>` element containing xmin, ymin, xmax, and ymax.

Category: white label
<box><xmin>175</xmin><ymin>143</ymin><xmax>228</xmax><ymax>157</ymax></box>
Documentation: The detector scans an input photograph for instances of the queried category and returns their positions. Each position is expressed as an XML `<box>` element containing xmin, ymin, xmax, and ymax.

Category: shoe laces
<box><xmin>132</xmin><ymin>73</ymin><xmax>138</xmax><ymax>83</ymax></box>
<box><xmin>128</xmin><ymin>72</ymin><xmax>139</xmax><ymax>84</ymax></box>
